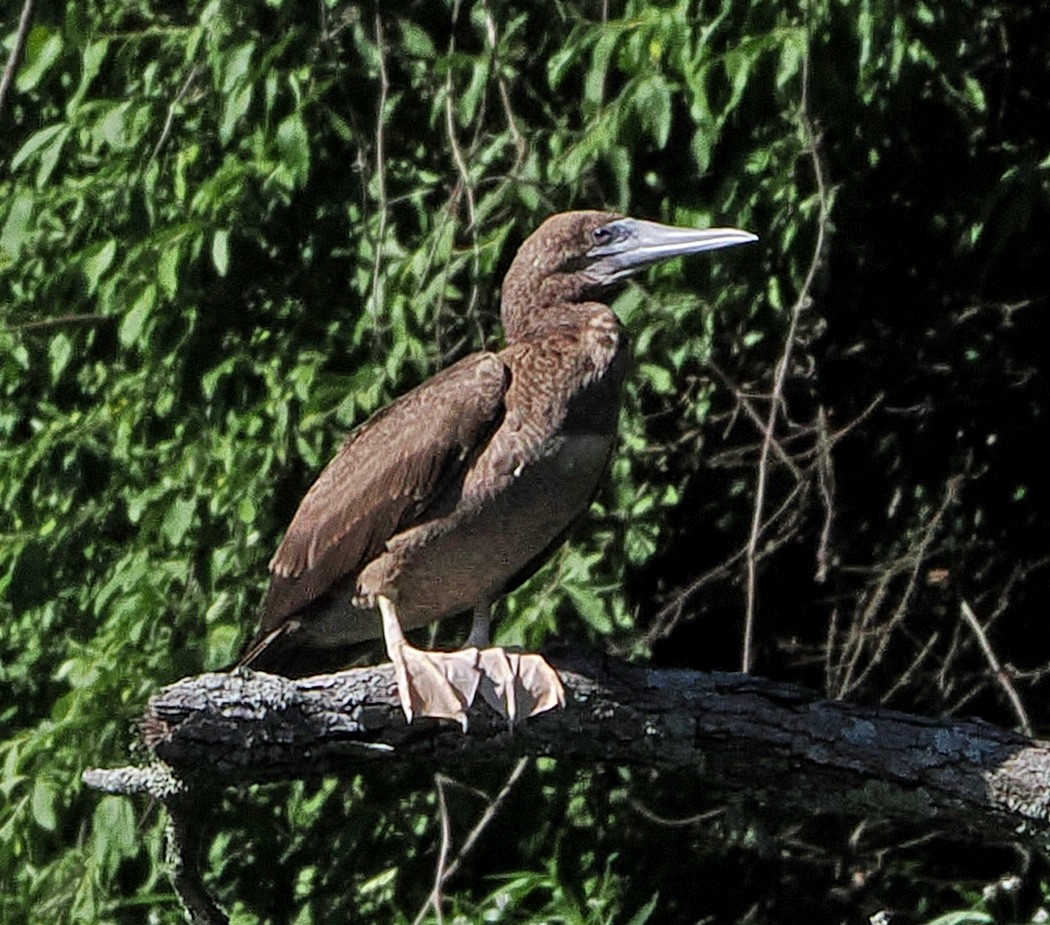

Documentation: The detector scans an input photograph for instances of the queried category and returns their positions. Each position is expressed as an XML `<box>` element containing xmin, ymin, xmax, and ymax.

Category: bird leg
<box><xmin>465</xmin><ymin>602</ymin><xmax>492</xmax><ymax>647</ymax></box>
<box><xmin>379</xmin><ymin>595</ymin><xmax>482</xmax><ymax>731</ymax></box>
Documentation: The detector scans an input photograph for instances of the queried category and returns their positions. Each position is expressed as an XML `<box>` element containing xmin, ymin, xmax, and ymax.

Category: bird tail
<box><xmin>232</xmin><ymin>620</ymin><xmax>381</xmax><ymax>678</ymax></box>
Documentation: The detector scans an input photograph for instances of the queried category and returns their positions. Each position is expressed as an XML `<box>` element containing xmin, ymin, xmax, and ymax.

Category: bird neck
<box><xmin>501</xmin><ymin>295</ymin><xmax>615</xmax><ymax>343</ymax></box>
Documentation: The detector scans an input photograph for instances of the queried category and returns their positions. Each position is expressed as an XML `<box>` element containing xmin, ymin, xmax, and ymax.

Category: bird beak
<box><xmin>587</xmin><ymin>217</ymin><xmax>758</xmax><ymax>284</ymax></box>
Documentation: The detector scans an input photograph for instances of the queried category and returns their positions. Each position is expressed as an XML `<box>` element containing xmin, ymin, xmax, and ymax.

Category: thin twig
<box><xmin>7</xmin><ymin>312</ymin><xmax>111</xmax><ymax>332</ymax></box>
<box><xmin>960</xmin><ymin>599</ymin><xmax>1032</xmax><ymax>736</ymax></box>
<box><xmin>629</xmin><ymin>798</ymin><xmax>724</xmax><ymax>828</ymax></box>
<box><xmin>637</xmin><ymin>480</ymin><xmax>807</xmax><ymax>652</ymax></box>
<box><xmin>0</xmin><ymin>0</ymin><xmax>35</xmax><ymax>121</ymax></box>
<box><xmin>814</xmin><ymin>405</ymin><xmax>835</xmax><ymax>583</ymax></box>
<box><xmin>741</xmin><ymin>43</ymin><xmax>830</xmax><ymax>672</ymax></box>
<box><xmin>707</xmin><ymin>363</ymin><xmax>803</xmax><ymax>479</ymax></box>
<box><xmin>413</xmin><ymin>757</ymin><xmax>529</xmax><ymax>925</ymax></box>
<box><xmin>480</xmin><ymin>0</ymin><xmax>526</xmax><ymax>171</ymax></box>
<box><xmin>367</xmin><ymin>12</ymin><xmax>390</xmax><ymax>330</ymax></box>
<box><xmin>442</xmin><ymin>31</ymin><xmax>482</xmax><ymax>332</ymax></box>
<box><xmin>415</xmin><ymin>776</ymin><xmax>451</xmax><ymax>925</ymax></box>
<box><xmin>832</xmin><ymin>477</ymin><xmax>959</xmax><ymax>700</ymax></box>
<box><xmin>878</xmin><ymin>630</ymin><xmax>940</xmax><ymax>706</ymax></box>
<box><xmin>429</xmin><ymin>0</ymin><xmax>486</xmax><ymax>354</ymax></box>
<box><xmin>150</xmin><ymin>64</ymin><xmax>201</xmax><ymax>163</ymax></box>
<box><xmin>444</xmin><ymin>77</ymin><xmax>477</xmax><ymax>232</ymax></box>
<box><xmin>440</xmin><ymin>756</ymin><xmax>528</xmax><ymax>883</ymax></box>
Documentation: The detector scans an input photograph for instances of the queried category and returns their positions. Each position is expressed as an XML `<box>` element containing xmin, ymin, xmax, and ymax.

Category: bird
<box><xmin>237</xmin><ymin>210</ymin><xmax>757</xmax><ymax>728</ymax></box>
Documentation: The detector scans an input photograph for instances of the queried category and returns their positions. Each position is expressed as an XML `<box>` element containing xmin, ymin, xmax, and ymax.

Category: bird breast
<box><xmin>356</xmin><ymin>308</ymin><xmax>627</xmax><ymax>629</ymax></box>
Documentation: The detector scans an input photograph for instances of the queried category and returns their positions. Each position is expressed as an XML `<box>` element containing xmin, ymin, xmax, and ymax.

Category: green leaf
<box><xmin>359</xmin><ymin>867</ymin><xmax>398</xmax><ymax>895</ymax></box>
<box><xmin>207</xmin><ymin>624</ymin><xmax>240</xmax><ymax>668</ymax></box>
<box><xmin>81</xmin><ymin>238</ymin><xmax>117</xmax><ymax>295</ymax></box>
<box><xmin>162</xmin><ymin>495</ymin><xmax>196</xmax><ymax>546</ymax></box>
<box><xmin>0</xmin><ymin>189</ymin><xmax>34</xmax><ymax>260</ymax></box>
<box><xmin>922</xmin><ymin>914</ymin><xmax>993</xmax><ymax>925</ymax></box>
<box><xmin>962</xmin><ymin>75</ymin><xmax>986</xmax><ymax>113</ymax></box>
<box><xmin>565</xmin><ymin>583</ymin><xmax>613</xmax><ymax>634</ymax></box>
<box><xmin>399</xmin><ymin>20</ymin><xmax>436</xmax><ymax>58</ymax></box>
<box><xmin>16</xmin><ymin>27</ymin><xmax>64</xmax><ymax>92</ymax></box>
<box><xmin>212</xmin><ymin>228</ymin><xmax>230</xmax><ymax>277</ymax></box>
<box><xmin>723</xmin><ymin>46</ymin><xmax>752</xmax><ymax>114</ymax></box>
<box><xmin>221</xmin><ymin>41</ymin><xmax>256</xmax><ymax>93</ymax></box>
<box><xmin>458</xmin><ymin>60</ymin><xmax>489</xmax><ymax>126</ymax></box>
<box><xmin>639</xmin><ymin>362</ymin><xmax>674</xmax><ymax>395</ymax></box>
<box><xmin>220</xmin><ymin>83</ymin><xmax>253</xmax><ymax>145</ymax></box>
<box><xmin>119</xmin><ymin>284</ymin><xmax>157</xmax><ymax>347</ymax></box>
<box><xmin>31</xmin><ymin>777</ymin><xmax>57</xmax><ymax>831</ymax></box>
<box><xmin>66</xmin><ymin>39</ymin><xmax>109</xmax><ymax>119</ymax></box>
<box><xmin>776</xmin><ymin>30</ymin><xmax>804</xmax><ymax>89</ymax></box>
<box><xmin>635</xmin><ymin>75</ymin><xmax>672</xmax><ymax>147</ymax></box>
<box><xmin>276</xmin><ymin>112</ymin><xmax>311</xmax><ymax>188</ymax></box>
<box><xmin>98</xmin><ymin>100</ymin><xmax>132</xmax><ymax>149</ymax></box>
<box><xmin>10</xmin><ymin>123</ymin><xmax>68</xmax><ymax>173</ymax></box>
<box><xmin>625</xmin><ymin>892</ymin><xmax>660</xmax><ymax>925</ymax></box>
<box><xmin>1</xmin><ymin>744</ymin><xmax>24</xmax><ymax>798</ymax></box>
<box><xmin>91</xmin><ymin>796</ymin><xmax>138</xmax><ymax>877</ymax></box>
<box><xmin>48</xmin><ymin>333</ymin><xmax>73</xmax><ymax>382</ymax></box>
<box><xmin>548</xmin><ymin>41</ymin><xmax>583</xmax><ymax>89</ymax></box>
<box><xmin>158</xmin><ymin>246</ymin><xmax>181</xmax><ymax>299</ymax></box>
<box><xmin>36</xmin><ymin>125</ymin><xmax>72</xmax><ymax>186</ymax></box>
<box><xmin>586</xmin><ymin>27</ymin><xmax>622</xmax><ymax>110</ymax></box>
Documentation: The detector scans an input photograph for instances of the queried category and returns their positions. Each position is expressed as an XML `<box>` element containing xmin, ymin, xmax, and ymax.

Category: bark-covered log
<box><xmin>85</xmin><ymin>650</ymin><xmax>1050</xmax><ymax>848</ymax></box>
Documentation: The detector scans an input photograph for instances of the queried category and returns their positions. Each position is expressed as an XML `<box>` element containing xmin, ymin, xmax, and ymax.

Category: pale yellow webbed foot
<box><xmin>379</xmin><ymin>595</ymin><xmax>484</xmax><ymax>729</ymax></box>
<box><xmin>477</xmin><ymin>648</ymin><xmax>566</xmax><ymax>723</ymax></box>
<box><xmin>390</xmin><ymin>643</ymin><xmax>483</xmax><ymax>730</ymax></box>
<box><xmin>378</xmin><ymin>596</ymin><xmax>563</xmax><ymax>729</ymax></box>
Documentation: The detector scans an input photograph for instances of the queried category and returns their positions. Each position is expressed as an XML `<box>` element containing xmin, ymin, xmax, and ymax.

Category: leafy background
<box><xmin>2</xmin><ymin>0</ymin><xmax>1048</xmax><ymax>922</ymax></box>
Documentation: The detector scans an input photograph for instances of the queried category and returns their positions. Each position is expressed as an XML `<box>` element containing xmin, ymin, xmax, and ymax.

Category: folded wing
<box><xmin>259</xmin><ymin>352</ymin><xmax>510</xmax><ymax>632</ymax></box>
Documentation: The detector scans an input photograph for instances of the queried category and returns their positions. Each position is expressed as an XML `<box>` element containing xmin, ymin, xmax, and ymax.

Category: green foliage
<box><xmin>2</xmin><ymin>0</ymin><xmax>1048</xmax><ymax>922</ymax></box>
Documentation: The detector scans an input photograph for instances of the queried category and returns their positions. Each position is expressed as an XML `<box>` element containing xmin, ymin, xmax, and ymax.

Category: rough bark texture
<box><xmin>85</xmin><ymin>650</ymin><xmax>1050</xmax><ymax>848</ymax></box>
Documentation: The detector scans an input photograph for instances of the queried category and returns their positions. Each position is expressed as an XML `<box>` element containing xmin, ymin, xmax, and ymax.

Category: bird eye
<box><xmin>592</xmin><ymin>226</ymin><xmax>613</xmax><ymax>244</ymax></box>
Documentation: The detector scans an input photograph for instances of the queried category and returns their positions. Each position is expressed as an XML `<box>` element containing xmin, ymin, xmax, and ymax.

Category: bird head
<box><xmin>501</xmin><ymin>211</ymin><xmax>757</xmax><ymax>340</ymax></box>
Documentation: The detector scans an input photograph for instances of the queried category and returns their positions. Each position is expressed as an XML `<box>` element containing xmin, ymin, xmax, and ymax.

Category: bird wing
<box><xmin>259</xmin><ymin>351</ymin><xmax>510</xmax><ymax>630</ymax></box>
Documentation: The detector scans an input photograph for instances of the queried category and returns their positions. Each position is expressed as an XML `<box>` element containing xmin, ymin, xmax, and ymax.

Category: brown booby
<box><xmin>238</xmin><ymin>210</ymin><xmax>756</xmax><ymax>727</ymax></box>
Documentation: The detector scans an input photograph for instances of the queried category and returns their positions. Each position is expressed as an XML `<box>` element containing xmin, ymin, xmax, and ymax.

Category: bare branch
<box><xmin>367</xmin><ymin>12</ymin><xmax>390</xmax><ymax>328</ymax></box>
<box><xmin>7</xmin><ymin>312</ymin><xmax>112</xmax><ymax>332</ymax></box>
<box><xmin>149</xmin><ymin>64</ymin><xmax>201</xmax><ymax>163</ymax></box>
<box><xmin>415</xmin><ymin>775</ymin><xmax>451</xmax><ymax>925</ymax></box>
<box><xmin>0</xmin><ymin>0</ymin><xmax>35</xmax><ymax>121</ymax></box>
<box><xmin>814</xmin><ymin>405</ymin><xmax>835</xmax><ymax>583</ymax></box>
<box><xmin>707</xmin><ymin>362</ymin><xmax>804</xmax><ymax>479</ymax></box>
<box><xmin>742</xmin><ymin>40</ymin><xmax>832</xmax><ymax>672</ymax></box>
<box><xmin>961</xmin><ymin>598</ymin><xmax>1032</xmax><ymax>736</ymax></box>
<box><xmin>440</xmin><ymin>756</ymin><xmax>528</xmax><ymax>884</ymax></box>
<box><xmin>830</xmin><ymin>477</ymin><xmax>959</xmax><ymax>700</ymax></box>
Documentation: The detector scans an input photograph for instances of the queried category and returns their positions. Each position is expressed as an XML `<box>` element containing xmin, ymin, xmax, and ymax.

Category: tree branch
<box><xmin>82</xmin><ymin>652</ymin><xmax>1050</xmax><ymax>924</ymax></box>
<box><xmin>87</xmin><ymin>652</ymin><xmax>1050</xmax><ymax>846</ymax></box>
<box><xmin>0</xmin><ymin>0</ymin><xmax>35</xmax><ymax>121</ymax></box>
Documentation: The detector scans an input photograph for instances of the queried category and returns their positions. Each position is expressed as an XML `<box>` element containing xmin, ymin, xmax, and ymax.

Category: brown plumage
<box><xmin>238</xmin><ymin>210</ymin><xmax>756</xmax><ymax>725</ymax></box>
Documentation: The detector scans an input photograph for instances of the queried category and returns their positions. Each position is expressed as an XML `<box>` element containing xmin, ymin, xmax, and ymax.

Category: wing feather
<box><xmin>260</xmin><ymin>352</ymin><xmax>509</xmax><ymax>629</ymax></box>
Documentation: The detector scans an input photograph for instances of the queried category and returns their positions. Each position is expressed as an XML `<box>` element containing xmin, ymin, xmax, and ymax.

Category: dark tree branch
<box><xmin>83</xmin><ymin>652</ymin><xmax>1050</xmax><ymax>924</ymax></box>
<box><xmin>86</xmin><ymin>651</ymin><xmax>1050</xmax><ymax>845</ymax></box>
